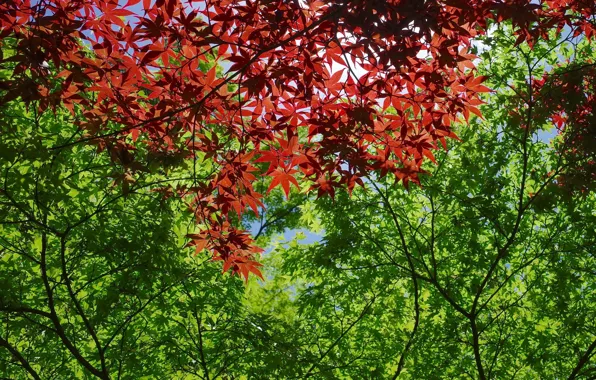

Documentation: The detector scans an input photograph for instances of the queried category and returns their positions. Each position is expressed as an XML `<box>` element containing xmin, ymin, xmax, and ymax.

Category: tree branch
<box><xmin>39</xmin><ymin>231</ymin><xmax>106</xmax><ymax>378</ymax></box>
<box><xmin>0</xmin><ymin>335</ymin><xmax>42</xmax><ymax>380</ymax></box>
<box><xmin>303</xmin><ymin>295</ymin><xmax>376</xmax><ymax>378</ymax></box>
<box><xmin>59</xmin><ymin>235</ymin><xmax>109</xmax><ymax>378</ymax></box>
<box><xmin>568</xmin><ymin>337</ymin><xmax>596</xmax><ymax>380</ymax></box>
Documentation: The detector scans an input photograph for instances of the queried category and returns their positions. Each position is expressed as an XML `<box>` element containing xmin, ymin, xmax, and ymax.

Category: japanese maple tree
<box><xmin>1</xmin><ymin>0</ymin><xmax>595</xmax><ymax>279</ymax></box>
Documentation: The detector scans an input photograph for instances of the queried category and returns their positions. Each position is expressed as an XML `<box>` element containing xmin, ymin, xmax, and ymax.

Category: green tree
<box><xmin>244</xmin><ymin>26</ymin><xmax>596</xmax><ymax>379</ymax></box>
<box><xmin>0</xmin><ymin>93</ymin><xmax>268</xmax><ymax>379</ymax></box>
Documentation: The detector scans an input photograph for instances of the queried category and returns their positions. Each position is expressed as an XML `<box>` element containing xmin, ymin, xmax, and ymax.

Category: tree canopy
<box><xmin>1</xmin><ymin>0</ymin><xmax>596</xmax><ymax>379</ymax></box>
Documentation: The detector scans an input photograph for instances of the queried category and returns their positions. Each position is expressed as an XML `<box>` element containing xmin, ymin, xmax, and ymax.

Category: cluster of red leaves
<box><xmin>0</xmin><ymin>0</ymin><xmax>594</xmax><ymax>280</ymax></box>
<box><xmin>533</xmin><ymin>62</ymin><xmax>596</xmax><ymax>194</ymax></box>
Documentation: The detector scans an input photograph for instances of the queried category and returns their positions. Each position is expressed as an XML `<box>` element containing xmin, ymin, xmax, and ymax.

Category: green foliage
<box><xmin>238</xmin><ymin>27</ymin><xmax>596</xmax><ymax>379</ymax></box>
<box><xmin>0</xmin><ymin>97</ymin><xmax>263</xmax><ymax>379</ymax></box>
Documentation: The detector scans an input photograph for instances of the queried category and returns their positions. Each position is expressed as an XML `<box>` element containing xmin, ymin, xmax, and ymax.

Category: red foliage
<box><xmin>533</xmin><ymin>63</ymin><xmax>596</xmax><ymax>194</ymax></box>
<box><xmin>0</xmin><ymin>0</ymin><xmax>593</xmax><ymax>279</ymax></box>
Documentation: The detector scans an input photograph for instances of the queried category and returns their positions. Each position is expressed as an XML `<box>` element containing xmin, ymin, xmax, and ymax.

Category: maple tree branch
<box><xmin>59</xmin><ymin>235</ymin><xmax>110</xmax><ymax>379</ymax></box>
<box><xmin>568</xmin><ymin>337</ymin><xmax>596</xmax><ymax>380</ymax></box>
<box><xmin>0</xmin><ymin>237</ymin><xmax>40</xmax><ymax>264</ymax></box>
<box><xmin>39</xmin><ymin>231</ymin><xmax>106</xmax><ymax>378</ymax></box>
<box><xmin>0</xmin><ymin>304</ymin><xmax>52</xmax><ymax>319</ymax></box>
<box><xmin>426</xmin><ymin>185</ymin><xmax>507</xmax><ymax>239</ymax></box>
<box><xmin>254</xmin><ymin>204</ymin><xmax>300</xmax><ymax>239</ymax></box>
<box><xmin>470</xmin><ymin>59</ymin><xmax>536</xmax><ymax>318</ymax></box>
<box><xmin>429</xmin><ymin>194</ymin><xmax>438</xmax><ymax>279</ymax></box>
<box><xmin>66</xmin><ymin>175</ymin><xmax>194</xmax><ymax>234</ymax></box>
<box><xmin>102</xmin><ymin>270</ymin><xmax>197</xmax><ymax>353</ymax></box>
<box><xmin>211</xmin><ymin>346</ymin><xmax>256</xmax><ymax>380</ymax></box>
<box><xmin>367</xmin><ymin>181</ymin><xmax>461</xmax><ymax>378</ymax></box>
<box><xmin>477</xmin><ymin>225</ymin><xmax>561</xmax><ymax>316</ymax></box>
<box><xmin>487</xmin><ymin>317</ymin><xmax>509</xmax><ymax>379</ymax></box>
<box><xmin>367</xmin><ymin>182</ymin><xmax>421</xmax><ymax>379</ymax></box>
<box><xmin>546</xmin><ymin>62</ymin><xmax>596</xmax><ymax>79</ymax></box>
<box><xmin>0</xmin><ymin>335</ymin><xmax>42</xmax><ymax>380</ymax></box>
<box><xmin>303</xmin><ymin>294</ymin><xmax>376</xmax><ymax>378</ymax></box>
<box><xmin>73</xmin><ymin>260</ymin><xmax>141</xmax><ymax>297</ymax></box>
<box><xmin>481</xmin><ymin>268</ymin><xmax>543</xmax><ymax>336</ymax></box>
<box><xmin>336</xmin><ymin>262</ymin><xmax>395</xmax><ymax>271</ymax></box>
<box><xmin>531</xmin><ymin>30</ymin><xmax>574</xmax><ymax>72</ymax></box>
<box><xmin>346</xmin><ymin>213</ymin><xmax>428</xmax><ymax>280</ymax></box>
<box><xmin>179</xmin><ymin>282</ymin><xmax>211</xmax><ymax>380</ymax></box>
<box><xmin>467</xmin><ymin>59</ymin><xmax>538</xmax><ymax>380</ymax></box>
<box><xmin>306</xmin><ymin>352</ymin><xmax>367</xmax><ymax>378</ymax></box>
<box><xmin>470</xmin><ymin>318</ymin><xmax>486</xmax><ymax>380</ymax></box>
<box><xmin>0</xmin><ymin>187</ymin><xmax>60</xmax><ymax>235</ymax></box>
<box><xmin>115</xmin><ymin>325</ymin><xmax>128</xmax><ymax>380</ymax></box>
<box><xmin>369</xmin><ymin>180</ymin><xmax>469</xmax><ymax>318</ymax></box>
<box><xmin>391</xmin><ymin>280</ymin><xmax>420</xmax><ymax>379</ymax></box>
<box><xmin>194</xmin><ymin>307</ymin><xmax>210</xmax><ymax>380</ymax></box>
